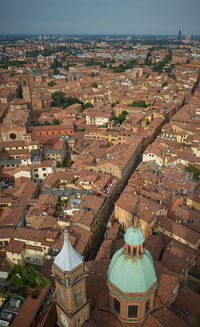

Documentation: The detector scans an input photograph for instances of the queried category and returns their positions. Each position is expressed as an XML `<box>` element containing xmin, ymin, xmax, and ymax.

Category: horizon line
<box><xmin>0</xmin><ymin>33</ymin><xmax>199</xmax><ymax>37</ymax></box>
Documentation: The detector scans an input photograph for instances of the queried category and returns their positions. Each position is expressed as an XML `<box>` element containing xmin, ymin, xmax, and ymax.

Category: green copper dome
<box><xmin>124</xmin><ymin>227</ymin><xmax>144</xmax><ymax>246</ymax></box>
<box><xmin>107</xmin><ymin>228</ymin><xmax>157</xmax><ymax>297</ymax></box>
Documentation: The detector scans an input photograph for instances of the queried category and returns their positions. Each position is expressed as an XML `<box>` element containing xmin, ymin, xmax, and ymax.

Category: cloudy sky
<box><xmin>0</xmin><ymin>0</ymin><xmax>199</xmax><ymax>35</ymax></box>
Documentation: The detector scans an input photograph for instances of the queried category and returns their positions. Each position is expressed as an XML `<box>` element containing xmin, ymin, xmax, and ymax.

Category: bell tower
<box><xmin>21</xmin><ymin>75</ymin><xmax>32</xmax><ymax>103</ymax></box>
<box><xmin>53</xmin><ymin>230</ymin><xmax>90</xmax><ymax>327</ymax></box>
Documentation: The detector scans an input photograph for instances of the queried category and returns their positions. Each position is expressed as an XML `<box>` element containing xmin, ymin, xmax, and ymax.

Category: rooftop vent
<box><xmin>9</xmin><ymin>298</ymin><xmax>22</xmax><ymax>309</ymax></box>
<box><xmin>0</xmin><ymin>312</ymin><xmax>13</xmax><ymax>322</ymax></box>
<box><xmin>0</xmin><ymin>320</ymin><xmax>10</xmax><ymax>327</ymax></box>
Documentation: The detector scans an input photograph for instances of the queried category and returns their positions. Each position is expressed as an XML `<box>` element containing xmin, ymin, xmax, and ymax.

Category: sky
<box><xmin>0</xmin><ymin>0</ymin><xmax>199</xmax><ymax>35</ymax></box>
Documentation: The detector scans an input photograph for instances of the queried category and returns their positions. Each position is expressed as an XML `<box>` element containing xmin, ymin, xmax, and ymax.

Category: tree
<box><xmin>51</xmin><ymin>91</ymin><xmax>82</xmax><ymax>109</ymax></box>
<box><xmin>51</xmin><ymin>91</ymin><xmax>66</xmax><ymax>108</ymax></box>
<box><xmin>8</xmin><ymin>265</ymin><xmax>50</xmax><ymax>293</ymax></box>
<box><xmin>130</xmin><ymin>100</ymin><xmax>147</xmax><ymax>108</ymax></box>
<box><xmin>82</xmin><ymin>102</ymin><xmax>93</xmax><ymax>110</ymax></box>
<box><xmin>64</xmin><ymin>64</ymin><xmax>69</xmax><ymax>71</ymax></box>
<box><xmin>10</xmin><ymin>72</ymin><xmax>19</xmax><ymax>77</ymax></box>
<box><xmin>111</xmin><ymin>101</ymin><xmax>120</xmax><ymax>108</ymax></box>
<box><xmin>185</xmin><ymin>164</ymin><xmax>200</xmax><ymax>181</ymax></box>
<box><xmin>52</xmin><ymin>118</ymin><xmax>60</xmax><ymax>125</ymax></box>
<box><xmin>168</xmin><ymin>73</ymin><xmax>176</xmax><ymax>80</ymax></box>
<box><xmin>57</xmin><ymin>196</ymin><xmax>62</xmax><ymax>204</ymax></box>
<box><xmin>162</xmin><ymin>82</ymin><xmax>168</xmax><ymax>88</ymax></box>
<box><xmin>48</xmin><ymin>81</ymin><xmax>56</xmax><ymax>87</ymax></box>
<box><xmin>8</xmin><ymin>264</ymin><xmax>23</xmax><ymax>286</ymax></box>
<box><xmin>110</xmin><ymin>111</ymin><xmax>128</xmax><ymax>125</ymax></box>
<box><xmin>60</xmin><ymin>157</ymin><xmax>70</xmax><ymax>167</ymax></box>
<box><xmin>92</xmin><ymin>83</ymin><xmax>98</xmax><ymax>88</ymax></box>
<box><xmin>53</xmin><ymin>68</ymin><xmax>60</xmax><ymax>75</ymax></box>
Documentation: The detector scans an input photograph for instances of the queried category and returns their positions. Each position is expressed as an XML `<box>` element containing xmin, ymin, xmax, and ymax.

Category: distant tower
<box><xmin>178</xmin><ymin>30</ymin><xmax>181</xmax><ymax>41</ymax></box>
<box><xmin>107</xmin><ymin>227</ymin><xmax>158</xmax><ymax>325</ymax></box>
<box><xmin>21</xmin><ymin>76</ymin><xmax>32</xmax><ymax>103</ymax></box>
<box><xmin>185</xmin><ymin>35</ymin><xmax>191</xmax><ymax>41</ymax></box>
<box><xmin>53</xmin><ymin>230</ymin><xmax>90</xmax><ymax>327</ymax></box>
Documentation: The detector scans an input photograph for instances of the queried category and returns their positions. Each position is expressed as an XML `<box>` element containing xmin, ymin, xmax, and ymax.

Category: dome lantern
<box><xmin>124</xmin><ymin>227</ymin><xmax>145</xmax><ymax>257</ymax></box>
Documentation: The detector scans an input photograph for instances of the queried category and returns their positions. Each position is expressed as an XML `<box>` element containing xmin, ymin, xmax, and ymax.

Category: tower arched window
<box><xmin>128</xmin><ymin>305</ymin><xmax>138</xmax><ymax>318</ymax></box>
<box><xmin>75</xmin><ymin>288</ymin><xmax>82</xmax><ymax>304</ymax></box>
<box><xmin>145</xmin><ymin>299</ymin><xmax>150</xmax><ymax>313</ymax></box>
<box><xmin>59</xmin><ymin>289</ymin><xmax>65</xmax><ymax>303</ymax></box>
<box><xmin>114</xmin><ymin>298</ymin><xmax>120</xmax><ymax>314</ymax></box>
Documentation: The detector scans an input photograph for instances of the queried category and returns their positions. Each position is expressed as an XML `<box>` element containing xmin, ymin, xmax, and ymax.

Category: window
<box><xmin>128</xmin><ymin>305</ymin><xmax>138</xmax><ymax>318</ymax></box>
<box><xmin>77</xmin><ymin>317</ymin><xmax>83</xmax><ymax>326</ymax></box>
<box><xmin>133</xmin><ymin>247</ymin><xmax>137</xmax><ymax>256</ymax></box>
<box><xmin>128</xmin><ymin>246</ymin><xmax>131</xmax><ymax>255</ymax></box>
<box><xmin>145</xmin><ymin>299</ymin><xmax>150</xmax><ymax>313</ymax></box>
<box><xmin>75</xmin><ymin>288</ymin><xmax>82</xmax><ymax>304</ymax></box>
<box><xmin>114</xmin><ymin>298</ymin><xmax>120</xmax><ymax>314</ymax></box>
<box><xmin>35</xmin><ymin>174</ymin><xmax>39</xmax><ymax>178</ymax></box>
<box><xmin>10</xmin><ymin>133</ymin><xmax>16</xmax><ymax>140</ymax></box>
<box><xmin>59</xmin><ymin>289</ymin><xmax>65</xmax><ymax>303</ymax></box>
<box><xmin>42</xmin><ymin>168</ymin><xmax>46</xmax><ymax>171</ymax></box>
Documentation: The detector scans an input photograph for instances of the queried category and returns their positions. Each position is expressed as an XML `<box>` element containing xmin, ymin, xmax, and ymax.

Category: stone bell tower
<box><xmin>53</xmin><ymin>230</ymin><xmax>89</xmax><ymax>327</ymax></box>
<box><xmin>21</xmin><ymin>75</ymin><xmax>32</xmax><ymax>103</ymax></box>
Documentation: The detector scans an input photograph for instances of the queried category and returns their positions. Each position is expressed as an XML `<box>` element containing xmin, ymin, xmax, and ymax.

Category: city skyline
<box><xmin>0</xmin><ymin>6</ymin><xmax>200</xmax><ymax>327</ymax></box>
<box><xmin>0</xmin><ymin>0</ymin><xmax>200</xmax><ymax>35</ymax></box>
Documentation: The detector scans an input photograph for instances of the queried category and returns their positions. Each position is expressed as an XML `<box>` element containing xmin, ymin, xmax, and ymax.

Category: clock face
<box><xmin>60</xmin><ymin>313</ymin><xmax>68</xmax><ymax>327</ymax></box>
